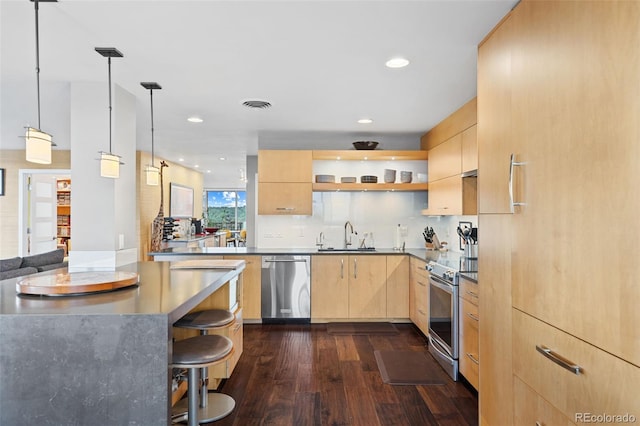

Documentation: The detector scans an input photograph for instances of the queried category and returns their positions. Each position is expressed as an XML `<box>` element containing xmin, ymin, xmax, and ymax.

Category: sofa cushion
<box><xmin>37</xmin><ymin>262</ymin><xmax>68</xmax><ymax>272</ymax></box>
<box><xmin>0</xmin><ymin>257</ymin><xmax>23</xmax><ymax>272</ymax></box>
<box><xmin>21</xmin><ymin>249</ymin><xmax>65</xmax><ymax>268</ymax></box>
<box><xmin>0</xmin><ymin>267</ymin><xmax>38</xmax><ymax>280</ymax></box>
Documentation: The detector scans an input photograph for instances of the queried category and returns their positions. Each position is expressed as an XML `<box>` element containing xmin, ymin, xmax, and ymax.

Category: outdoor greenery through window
<box><xmin>204</xmin><ymin>191</ymin><xmax>246</xmax><ymax>231</ymax></box>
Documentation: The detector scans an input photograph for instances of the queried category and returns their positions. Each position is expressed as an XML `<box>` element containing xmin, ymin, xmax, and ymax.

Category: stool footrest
<box><xmin>172</xmin><ymin>393</ymin><xmax>235</xmax><ymax>424</ymax></box>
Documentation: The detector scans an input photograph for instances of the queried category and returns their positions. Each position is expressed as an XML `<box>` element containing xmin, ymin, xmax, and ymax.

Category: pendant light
<box><xmin>24</xmin><ymin>0</ymin><xmax>57</xmax><ymax>164</ymax></box>
<box><xmin>141</xmin><ymin>82</ymin><xmax>162</xmax><ymax>186</ymax></box>
<box><xmin>95</xmin><ymin>47</ymin><xmax>124</xmax><ymax>178</ymax></box>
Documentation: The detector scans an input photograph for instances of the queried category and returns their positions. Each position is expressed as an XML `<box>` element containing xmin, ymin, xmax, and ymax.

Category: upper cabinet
<box><xmin>258</xmin><ymin>150</ymin><xmax>312</xmax><ymax>215</ymax></box>
<box><xmin>421</xmin><ymin>98</ymin><xmax>478</xmax><ymax>216</ymax></box>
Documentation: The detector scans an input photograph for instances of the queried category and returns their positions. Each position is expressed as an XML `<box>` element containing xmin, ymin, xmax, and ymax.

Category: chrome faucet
<box><xmin>344</xmin><ymin>221</ymin><xmax>356</xmax><ymax>249</ymax></box>
<box><xmin>316</xmin><ymin>232</ymin><xmax>325</xmax><ymax>249</ymax></box>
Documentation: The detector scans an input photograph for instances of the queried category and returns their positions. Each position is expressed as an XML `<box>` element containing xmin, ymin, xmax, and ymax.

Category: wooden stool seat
<box><xmin>175</xmin><ymin>309</ymin><xmax>235</xmax><ymax>330</ymax></box>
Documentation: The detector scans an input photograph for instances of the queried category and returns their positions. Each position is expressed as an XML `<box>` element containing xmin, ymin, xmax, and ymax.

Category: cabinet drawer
<box><xmin>459</xmin><ymin>297</ymin><xmax>479</xmax><ymax>389</ymax></box>
<box><xmin>209</xmin><ymin>309</ymin><xmax>243</xmax><ymax>379</ymax></box>
<box><xmin>410</xmin><ymin>258</ymin><xmax>428</xmax><ymax>281</ymax></box>
<box><xmin>512</xmin><ymin>309</ymin><xmax>640</xmax><ymax>421</ymax></box>
<box><xmin>514</xmin><ymin>376</ymin><xmax>575</xmax><ymax>426</ymax></box>
<box><xmin>410</xmin><ymin>277</ymin><xmax>428</xmax><ymax>336</ymax></box>
<box><xmin>459</xmin><ymin>276</ymin><xmax>478</xmax><ymax>305</ymax></box>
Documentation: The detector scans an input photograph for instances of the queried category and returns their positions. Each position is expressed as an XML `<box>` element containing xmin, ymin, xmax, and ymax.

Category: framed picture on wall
<box><xmin>0</xmin><ymin>168</ymin><xmax>5</xmax><ymax>196</ymax></box>
<box><xmin>170</xmin><ymin>183</ymin><xmax>194</xmax><ymax>218</ymax></box>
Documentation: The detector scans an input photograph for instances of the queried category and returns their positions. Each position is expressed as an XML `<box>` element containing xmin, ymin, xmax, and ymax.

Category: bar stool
<box><xmin>172</xmin><ymin>334</ymin><xmax>235</xmax><ymax>425</ymax></box>
<box><xmin>173</xmin><ymin>310</ymin><xmax>236</xmax><ymax>424</ymax></box>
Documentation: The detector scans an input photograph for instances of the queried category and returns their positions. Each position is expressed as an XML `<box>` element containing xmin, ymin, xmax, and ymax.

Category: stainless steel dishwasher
<box><xmin>261</xmin><ymin>255</ymin><xmax>311</xmax><ymax>323</ymax></box>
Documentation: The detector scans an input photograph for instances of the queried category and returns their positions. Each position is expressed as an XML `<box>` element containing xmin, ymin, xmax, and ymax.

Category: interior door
<box><xmin>27</xmin><ymin>174</ymin><xmax>57</xmax><ymax>255</ymax></box>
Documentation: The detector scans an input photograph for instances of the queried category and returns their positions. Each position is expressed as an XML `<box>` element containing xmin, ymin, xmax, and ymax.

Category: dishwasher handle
<box><xmin>263</xmin><ymin>259</ymin><xmax>308</xmax><ymax>263</ymax></box>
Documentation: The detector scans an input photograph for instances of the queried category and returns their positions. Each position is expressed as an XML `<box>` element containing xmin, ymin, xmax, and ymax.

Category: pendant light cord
<box><xmin>150</xmin><ymin>89</ymin><xmax>155</xmax><ymax>165</ymax></box>
<box><xmin>108</xmin><ymin>56</ymin><xmax>113</xmax><ymax>154</ymax></box>
<box><xmin>34</xmin><ymin>0</ymin><xmax>41</xmax><ymax>130</ymax></box>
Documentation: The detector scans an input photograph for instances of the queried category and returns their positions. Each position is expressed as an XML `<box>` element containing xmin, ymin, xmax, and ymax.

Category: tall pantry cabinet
<box><xmin>478</xmin><ymin>1</ymin><xmax>640</xmax><ymax>425</ymax></box>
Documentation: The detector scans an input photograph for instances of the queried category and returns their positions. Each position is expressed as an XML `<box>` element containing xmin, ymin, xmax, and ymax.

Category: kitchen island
<box><xmin>0</xmin><ymin>261</ymin><xmax>245</xmax><ymax>426</ymax></box>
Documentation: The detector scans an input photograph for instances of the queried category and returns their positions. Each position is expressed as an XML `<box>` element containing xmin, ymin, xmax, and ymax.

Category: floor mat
<box><xmin>326</xmin><ymin>322</ymin><xmax>399</xmax><ymax>335</ymax></box>
<box><xmin>374</xmin><ymin>350</ymin><xmax>448</xmax><ymax>385</ymax></box>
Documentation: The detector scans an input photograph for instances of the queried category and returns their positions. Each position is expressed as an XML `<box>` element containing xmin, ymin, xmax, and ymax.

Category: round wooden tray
<box><xmin>16</xmin><ymin>271</ymin><xmax>139</xmax><ymax>296</ymax></box>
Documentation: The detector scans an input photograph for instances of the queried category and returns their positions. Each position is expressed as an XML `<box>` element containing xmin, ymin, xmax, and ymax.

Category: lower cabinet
<box><xmin>459</xmin><ymin>281</ymin><xmax>479</xmax><ymax>390</ymax></box>
<box><xmin>386</xmin><ymin>256</ymin><xmax>409</xmax><ymax>318</ymax></box>
<box><xmin>409</xmin><ymin>257</ymin><xmax>429</xmax><ymax>335</ymax></box>
<box><xmin>223</xmin><ymin>255</ymin><xmax>261</xmax><ymax>321</ymax></box>
<box><xmin>311</xmin><ymin>255</ymin><xmax>391</xmax><ymax>320</ymax></box>
<box><xmin>513</xmin><ymin>376</ymin><xmax>575</xmax><ymax>426</ymax></box>
<box><xmin>512</xmin><ymin>309</ymin><xmax>640</xmax><ymax>422</ymax></box>
<box><xmin>208</xmin><ymin>308</ymin><xmax>243</xmax><ymax>379</ymax></box>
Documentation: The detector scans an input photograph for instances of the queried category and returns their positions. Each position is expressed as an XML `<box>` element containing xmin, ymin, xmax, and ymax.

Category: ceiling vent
<box><xmin>242</xmin><ymin>100</ymin><xmax>272</xmax><ymax>109</ymax></box>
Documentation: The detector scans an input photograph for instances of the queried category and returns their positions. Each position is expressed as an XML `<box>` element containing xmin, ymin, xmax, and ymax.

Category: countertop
<box><xmin>0</xmin><ymin>261</ymin><xmax>244</xmax><ymax>324</ymax></box>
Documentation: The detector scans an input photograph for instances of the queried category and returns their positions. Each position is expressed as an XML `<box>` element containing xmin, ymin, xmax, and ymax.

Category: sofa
<box><xmin>0</xmin><ymin>249</ymin><xmax>68</xmax><ymax>280</ymax></box>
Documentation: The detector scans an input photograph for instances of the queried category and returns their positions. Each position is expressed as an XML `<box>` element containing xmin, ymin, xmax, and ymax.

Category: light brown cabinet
<box><xmin>461</xmin><ymin>124</ymin><xmax>478</xmax><ymax>173</ymax></box>
<box><xmin>258</xmin><ymin>150</ymin><xmax>312</xmax><ymax>215</ymax></box>
<box><xmin>311</xmin><ymin>255</ymin><xmax>388</xmax><ymax>320</ymax></box>
<box><xmin>478</xmin><ymin>1</ymin><xmax>640</xmax><ymax>423</ymax></box>
<box><xmin>513</xmin><ymin>376</ymin><xmax>575</xmax><ymax>426</ymax></box>
<box><xmin>427</xmin><ymin>134</ymin><xmax>461</xmax><ymax>181</ymax></box>
<box><xmin>458</xmin><ymin>276</ymin><xmax>478</xmax><ymax>390</ymax></box>
<box><xmin>385</xmin><ymin>255</ymin><xmax>409</xmax><ymax>319</ymax></box>
<box><xmin>409</xmin><ymin>257</ymin><xmax>429</xmax><ymax>336</ymax></box>
<box><xmin>224</xmin><ymin>255</ymin><xmax>261</xmax><ymax>321</ymax></box>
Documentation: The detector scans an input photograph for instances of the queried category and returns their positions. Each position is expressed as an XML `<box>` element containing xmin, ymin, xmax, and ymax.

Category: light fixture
<box><xmin>187</xmin><ymin>116</ymin><xmax>203</xmax><ymax>123</ymax></box>
<box><xmin>385</xmin><ymin>57</ymin><xmax>410</xmax><ymax>68</ymax></box>
<box><xmin>24</xmin><ymin>0</ymin><xmax>57</xmax><ymax>164</ymax></box>
<box><xmin>357</xmin><ymin>118</ymin><xmax>373</xmax><ymax>124</ymax></box>
<box><xmin>141</xmin><ymin>82</ymin><xmax>162</xmax><ymax>186</ymax></box>
<box><xmin>96</xmin><ymin>47</ymin><xmax>124</xmax><ymax>178</ymax></box>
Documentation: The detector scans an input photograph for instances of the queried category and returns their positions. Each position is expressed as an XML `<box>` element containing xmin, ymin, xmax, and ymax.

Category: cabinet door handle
<box><xmin>340</xmin><ymin>258</ymin><xmax>344</xmax><ymax>279</ymax></box>
<box><xmin>536</xmin><ymin>345</ymin><xmax>582</xmax><ymax>375</ymax></box>
<box><xmin>466</xmin><ymin>290</ymin><xmax>478</xmax><ymax>298</ymax></box>
<box><xmin>467</xmin><ymin>313</ymin><xmax>479</xmax><ymax>321</ymax></box>
<box><xmin>276</xmin><ymin>207</ymin><xmax>295</xmax><ymax>211</ymax></box>
<box><xmin>509</xmin><ymin>153</ymin><xmax>526</xmax><ymax>213</ymax></box>
<box><xmin>353</xmin><ymin>258</ymin><xmax>357</xmax><ymax>279</ymax></box>
<box><xmin>417</xmin><ymin>280</ymin><xmax>427</xmax><ymax>287</ymax></box>
<box><xmin>417</xmin><ymin>309</ymin><xmax>427</xmax><ymax>316</ymax></box>
<box><xmin>466</xmin><ymin>353</ymin><xmax>479</xmax><ymax>365</ymax></box>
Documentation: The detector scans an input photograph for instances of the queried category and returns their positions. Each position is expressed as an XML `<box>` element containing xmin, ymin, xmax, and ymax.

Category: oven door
<box><xmin>428</xmin><ymin>274</ymin><xmax>459</xmax><ymax>359</ymax></box>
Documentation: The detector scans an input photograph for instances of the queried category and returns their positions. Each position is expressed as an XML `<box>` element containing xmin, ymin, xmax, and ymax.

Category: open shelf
<box><xmin>313</xmin><ymin>182</ymin><xmax>428</xmax><ymax>192</ymax></box>
<box><xmin>312</xmin><ymin>150</ymin><xmax>428</xmax><ymax>161</ymax></box>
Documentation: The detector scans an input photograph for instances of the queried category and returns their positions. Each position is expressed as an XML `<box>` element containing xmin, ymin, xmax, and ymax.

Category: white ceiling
<box><xmin>0</xmin><ymin>0</ymin><xmax>516</xmax><ymax>188</ymax></box>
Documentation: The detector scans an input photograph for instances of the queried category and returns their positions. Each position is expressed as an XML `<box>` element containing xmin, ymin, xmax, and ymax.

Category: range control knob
<box><xmin>426</xmin><ymin>264</ymin><xmax>433</xmax><ymax>272</ymax></box>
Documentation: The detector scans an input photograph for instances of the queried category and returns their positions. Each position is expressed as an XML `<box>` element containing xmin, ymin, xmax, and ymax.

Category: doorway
<box><xmin>18</xmin><ymin>169</ymin><xmax>71</xmax><ymax>257</ymax></box>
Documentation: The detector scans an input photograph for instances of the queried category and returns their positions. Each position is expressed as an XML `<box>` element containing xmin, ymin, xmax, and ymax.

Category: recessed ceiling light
<box><xmin>219</xmin><ymin>157</ymin><xmax>226</xmax><ymax>161</ymax></box>
<box><xmin>358</xmin><ymin>118</ymin><xmax>373</xmax><ymax>124</ymax></box>
<box><xmin>194</xmin><ymin>165</ymin><xmax>199</xmax><ymax>168</ymax></box>
<box><xmin>178</xmin><ymin>158</ymin><xmax>184</xmax><ymax>162</ymax></box>
<box><xmin>187</xmin><ymin>116</ymin><xmax>203</xmax><ymax>123</ymax></box>
<box><xmin>206</xmin><ymin>170</ymin><xmax>211</xmax><ymax>173</ymax></box>
<box><xmin>385</xmin><ymin>57</ymin><xmax>410</xmax><ymax>68</ymax></box>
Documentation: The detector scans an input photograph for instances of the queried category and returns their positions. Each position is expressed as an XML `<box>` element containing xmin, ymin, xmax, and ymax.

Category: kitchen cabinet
<box><xmin>385</xmin><ymin>255</ymin><xmax>409</xmax><ymax>319</ymax></box>
<box><xmin>513</xmin><ymin>376</ymin><xmax>575</xmax><ymax>426</ymax></box>
<box><xmin>478</xmin><ymin>1</ymin><xmax>640</xmax><ymax>423</ymax></box>
<box><xmin>461</xmin><ymin>124</ymin><xmax>478</xmax><ymax>173</ymax></box>
<box><xmin>312</xmin><ymin>150</ymin><xmax>428</xmax><ymax>192</ymax></box>
<box><xmin>423</xmin><ymin>175</ymin><xmax>476</xmax><ymax>216</ymax></box>
<box><xmin>258</xmin><ymin>150</ymin><xmax>312</xmax><ymax>215</ymax></box>
<box><xmin>428</xmin><ymin>134</ymin><xmax>461</xmax><ymax>181</ymax></box>
<box><xmin>458</xmin><ymin>275</ymin><xmax>478</xmax><ymax>390</ymax></box>
<box><xmin>311</xmin><ymin>255</ymin><xmax>387</xmax><ymax>320</ymax></box>
<box><xmin>224</xmin><ymin>255</ymin><xmax>261</xmax><ymax>321</ymax></box>
<box><xmin>409</xmin><ymin>257</ymin><xmax>429</xmax><ymax>336</ymax></box>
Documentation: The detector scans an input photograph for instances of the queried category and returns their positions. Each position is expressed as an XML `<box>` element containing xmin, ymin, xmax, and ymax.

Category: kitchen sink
<box><xmin>317</xmin><ymin>247</ymin><xmax>376</xmax><ymax>252</ymax></box>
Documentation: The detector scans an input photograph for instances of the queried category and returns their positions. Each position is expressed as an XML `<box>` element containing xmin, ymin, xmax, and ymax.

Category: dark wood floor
<box><xmin>211</xmin><ymin>323</ymin><xmax>478</xmax><ymax>426</ymax></box>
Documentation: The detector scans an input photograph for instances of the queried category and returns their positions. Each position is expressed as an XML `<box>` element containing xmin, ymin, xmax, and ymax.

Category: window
<box><xmin>204</xmin><ymin>191</ymin><xmax>246</xmax><ymax>231</ymax></box>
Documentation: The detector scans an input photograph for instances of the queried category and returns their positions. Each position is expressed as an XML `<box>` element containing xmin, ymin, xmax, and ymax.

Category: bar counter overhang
<box><xmin>0</xmin><ymin>261</ymin><xmax>245</xmax><ymax>425</ymax></box>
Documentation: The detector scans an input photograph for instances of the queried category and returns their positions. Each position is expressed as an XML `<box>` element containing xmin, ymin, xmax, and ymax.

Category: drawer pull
<box><xmin>233</xmin><ymin>323</ymin><xmax>242</xmax><ymax>332</ymax></box>
<box><xmin>535</xmin><ymin>422</ymin><xmax>542</xmax><ymax>426</ymax></box>
<box><xmin>467</xmin><ymin>313</ymin><xmax>479</xmax><ymax>321</ymax></box>
<box><xmin>466</xmin><ymin>290</ymin><xmax>478</xmax><ymax>298</ymax></box>
<box><xmin>276</xmin><ymin>207</ymin><xmax>295</xmax><ymax>211</ymax></box>
<box><xmin>417</xmin><ymin>280</ymin><xmax>427</xmax><ymax>287</ymax></box>
<box><xmin>536</xmin><ymin>345</ymin><xmax>582</xmax><ymax>375</ymax></box>
<box><xmin>417</xmin><ymin>309</ymin><xmax>426</xmax><ymax>316</ymax></box>
<box><xmin>466</xmin><ymin>353</ymin><xmax>479</xmax><ymax>365</ymax></box>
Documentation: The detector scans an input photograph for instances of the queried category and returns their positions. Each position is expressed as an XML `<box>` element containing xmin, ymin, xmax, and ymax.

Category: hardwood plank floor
<box><xmin>210</xmin><ymin>324</ymin><xmax>478</xmax><ymax>426</ymax></box>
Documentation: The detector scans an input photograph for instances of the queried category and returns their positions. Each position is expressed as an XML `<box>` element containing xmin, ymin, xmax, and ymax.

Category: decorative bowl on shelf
<box><xmin>341</xmin><ymin>177</ymin><xmax>357</xmax><ymax>183</ymax></box>
<box><xmin>315</xmin><ymin>174</ymin><xmax>335</xmax><ymax>183</ymax></box>
<box><xmin>360</xmin><ymin>175</ymin><xmax>378</xmax><ymax>183</ymax></box>
<box><xmin>353</xmin><ymin>141</ymin><xmax>379</xmax><ymax>150</ymax></box>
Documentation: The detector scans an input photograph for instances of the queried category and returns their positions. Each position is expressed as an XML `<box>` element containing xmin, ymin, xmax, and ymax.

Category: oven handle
<box><xmin>429</xmin><ymin>334</ymin><xmax>454</xmax><ymax>361</ymax></box>
<box><xmin>429</xmin><ymin>275</ymin><xmax>455</xmax><ymax>294</ymax></box>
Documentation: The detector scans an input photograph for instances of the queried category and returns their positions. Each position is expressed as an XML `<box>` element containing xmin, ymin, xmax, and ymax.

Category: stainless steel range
<box><xmin>426</xmin><ymin>253</ymin><xmax>477</xmax><ymax>380</ymax></box>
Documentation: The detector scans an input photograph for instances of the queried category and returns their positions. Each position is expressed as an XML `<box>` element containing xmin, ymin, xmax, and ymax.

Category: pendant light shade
<box><xmin>100</xmin><ymin>152</ymin><xmax>122</xmax><ymax>178</ymax></box>
<box><xmin>24</xmin><ymin>0</ymin><xmax>57</xmax><ymax>164</ymax></box>
<box><xmin>96</xmin><ymin>47</ymin><xmax>124</xmax><ymax>179</ymax></box>
<box><xmin>25</xmin><ymin>127</ymin><xmax>53</xmax><ymax>164</ymax></box>
<box><xmin>141</xmin><ymin>82</ymin><xmax>162</xmax><ymax>186</ymax></box>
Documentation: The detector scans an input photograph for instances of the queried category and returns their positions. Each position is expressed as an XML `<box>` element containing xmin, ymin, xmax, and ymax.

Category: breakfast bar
<box><xmin>0</xmin><ymin>261</ymin><xmax>245</xmax><ymax>426</ymax></box>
